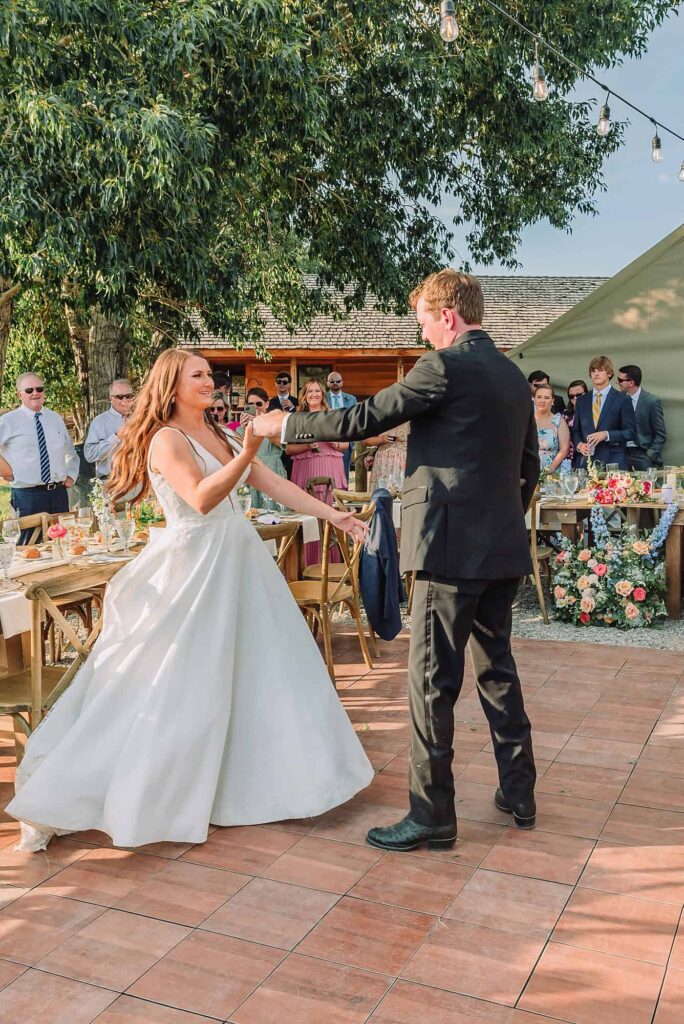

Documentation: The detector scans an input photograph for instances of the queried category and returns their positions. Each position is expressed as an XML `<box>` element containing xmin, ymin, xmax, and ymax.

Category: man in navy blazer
<box><xmin>572</xmin><ymin>355</ymin><xmax>636</xmax><ymax>469</ymax></box>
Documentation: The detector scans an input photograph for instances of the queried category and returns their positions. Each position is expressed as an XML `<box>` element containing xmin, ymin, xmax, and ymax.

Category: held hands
<box><xmin>252</xmin><ymin>409</ymin><xmax>285</xmax><ymax>438</ymax></box>
<box><xmin>330</xmin><ymin>509</ymin><xmax>369</xmax><ymax>544</ymax></box>
<box><xmin>240</xmin><ymin>423</ymin><xmax>262</xmax><ymax>460</ymax></box>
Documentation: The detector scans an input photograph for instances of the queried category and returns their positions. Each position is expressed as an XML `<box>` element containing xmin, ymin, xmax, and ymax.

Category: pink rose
<box><xmin>592</xmin><ymin>563</ymin><xmax>608</xmax><ymax>577</ymax></box>
<box><xmin>625</xmin><ymin>603</ymin><xmax>640</xmax><ymax>620</ymax></box>
<box><xmin>555</xmin><ymin>551</ymin><xmax>568</xmax><ymax>564</ymax></box>
<box><xmin>579</xmin><ymin>612</ymin><xmax>591</xmax><ymax>624</ymax></box>
<box><xmin>553</xmin><ymin>585</ymin><xmax>566</xmax><ymax>600</ymax></box>
<box><xmin>47</xmin><ymin>523</ymin><xmax>68</xmax><ymax>540</ymax></box>
<box><xmin>633</xmin><ymin>587</ymin><xmax>647</xmax><ymax>602</ymax></box>
<box><xmin>580</xmin><ymin>596</ymin><xmax>596</xmax><ymax>613</ymax></box>
<box><xmin>578</xmin><ymin>549</ymin><xmax>592</xmax><ymax>562</ymax></box>
<box><xmin>615</xmin><ymin>580</ymin><xmax>634</xmax><ymax>598</ymax></box>
<box><xmin>614</xmin><ymin>486</ymin><xmax>628</xmax><ymax>502</ymax></box>
<box><xmin>643</xmin><ymin>481</ymin><xmax>652</xmax><ymax>494</ymax></box>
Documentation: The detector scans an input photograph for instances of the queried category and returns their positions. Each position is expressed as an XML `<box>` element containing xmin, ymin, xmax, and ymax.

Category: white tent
<box><xmin>510</xmin><ymin>224</ymin><xmax>684</xmax><ymax>463</ymax></box>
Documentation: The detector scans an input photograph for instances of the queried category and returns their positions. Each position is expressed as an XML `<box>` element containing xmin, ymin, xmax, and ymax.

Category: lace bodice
<box><xmin>148</xmin><ymin>427</ymin><xmax>249</xmax><ymax>528</ymax></box>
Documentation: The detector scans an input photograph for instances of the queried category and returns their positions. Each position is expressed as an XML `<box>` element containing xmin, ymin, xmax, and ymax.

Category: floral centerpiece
<box><xmin>89</xmin><ymin>478</ymin><xmax>110</xmax><ymax>520</ymax></box>
<box><xmin>585</xmin><ymin>460</ymin><xmax>656</xmax><ymax>506</ymax></box>
<box><xmin>552</xmin><ymin>504</ymin><xmax>678</xmax><ymax>629</ymax></box>
<box><xmin>133</xmin><ymin>499</ymin><xmax>165</xmax><ymax>529</ymax></box>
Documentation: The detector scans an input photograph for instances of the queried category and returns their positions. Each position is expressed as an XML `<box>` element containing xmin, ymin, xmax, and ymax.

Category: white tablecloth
<box><xmin>258</xmin><ymin>514</ymin><xmax>319</xmax><ymax>556</ymax></box>
<box><xmin>0</xmin><ymin>557</ymin><xmax>74</xmax><ymax>639</ymax></box>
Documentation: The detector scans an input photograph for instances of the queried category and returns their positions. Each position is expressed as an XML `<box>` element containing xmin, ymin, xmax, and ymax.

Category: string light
<box><xmin>531</xmin><ymin>41</ymin><xmax>548</xmax><ymax>102</ymax></box>
<box><xmin>437</xmin><ymin>0</ymin><xmax>684</xmax><ymax>181</ymax></box>
<box><xmin>597</xmin><ymin>96</ymin><xmax>611</xmax><ymax>137</ymax></box>
<box><xmin>439</xmin><ymin>1</ymin><xmax>459</xmax><ymax>44</ymax></box>
<box><xmin>652</xmin><ymin>127</ymin><xmax>663</xmax><ymax>163</ymax></box>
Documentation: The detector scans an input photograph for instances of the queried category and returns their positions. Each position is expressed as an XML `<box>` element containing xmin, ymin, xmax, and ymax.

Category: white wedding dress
<box><xmin>7</xmin><ymin>428</ymin><xmax>373</xmax><ymax>850</ymax></box>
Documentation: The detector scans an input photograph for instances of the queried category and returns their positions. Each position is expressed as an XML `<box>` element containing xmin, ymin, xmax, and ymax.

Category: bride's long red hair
<box><xmin>108</xmin><ymin>348</ymin><xmax>231</xmax><ymax>501</ymax></box>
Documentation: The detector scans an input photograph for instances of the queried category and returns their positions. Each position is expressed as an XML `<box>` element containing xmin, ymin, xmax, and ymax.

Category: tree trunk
<box><xmin>87</xmin><ymin>309</ymin><xmax>130</xmax><ymax>418</ymax></box>
<box><xmin>0</xmin><ymin>278</ymin><xmax>21</xmax><ymax>397</ymax></box>
<box><xmin>64</xmin><ymin>303</ymin><xmax>130</xmax><ymax>425</ymax></box>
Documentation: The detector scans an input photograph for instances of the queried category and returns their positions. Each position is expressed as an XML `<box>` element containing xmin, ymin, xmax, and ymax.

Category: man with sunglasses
<box><xmin>85</xmin><ymin>379</ymin><xmax>135</xmax><ymax>480</ymax></box>
<box><xmin>0</xmin><ymin>372</ymin><xmax>79</xmax><ymax>538</ymax></box>
<box><xmin>268</xmin><ymin>373</ymin><xmax>299</xmax><ymax>476</ymax></box>
<box><xmin>327</xmin><ymin>372</ymin><xmax>357</xmax><ymax>481</ymax></box>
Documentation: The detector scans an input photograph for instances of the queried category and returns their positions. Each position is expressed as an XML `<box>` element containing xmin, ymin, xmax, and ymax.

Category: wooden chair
<box><xmin>0</xmin><ymin>512</ymin><xmax>48</xmax><ymax>546</ymax></box>
<box><xmin>301</xmin><ymin>503</ymin><xmax>378</xmax><ymax>659</ymax></box>
<box><xmin>255</xmin><ymin>521</ymin><xmax>300</xmax><ymax>578</ymax></box>
<box><xmin>528</xmin><ymin>490</ymin><xmax>552</xmax><ymax>624</ymax></box>
<box><xmin>0</xmin><ymin>564</ymin><xmax>121</xmax><ymax>762</ymax></box>
<box><xmin>288</xmin><ymin>511</ymin><xmax>375</xmax><ymax>685</ymax></box>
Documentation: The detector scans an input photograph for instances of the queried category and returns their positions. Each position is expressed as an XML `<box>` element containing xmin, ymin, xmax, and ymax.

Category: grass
<box><xmin>0</xmin><ymin>484</ymin><xmax>10</xmax><ymax>520</ymax></box>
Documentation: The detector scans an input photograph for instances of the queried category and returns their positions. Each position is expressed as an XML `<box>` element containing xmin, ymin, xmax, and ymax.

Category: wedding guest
<box><xmin>364</xmin><ymin>422</ymin><xmax>410</xmax><ymax>491</ymax></box>
<box><xmin>268</xmin><ymin>373</ymin><xmax>299</xmax><ymax>476</ymax></box>
<box><xmin>0</xmin><ymin>372</ymin><xmax>79</xmax><ymax>540</ymax></box>
<box><xmin>287</xmin><ymin>378</ymin><xmax>348</xmax><ymax>562</ymax></box>
<box><xmin>85</xmin><ymin>379</ymin><xmax>135</xmax><ymax>481</ymax></box>
<box><xmin>563</xmin><ymin>379</ymin><xmax>588</xmax><ymax>466</ymax></box>
<box><xmin>208</xmin><ymin>391</ymin><xmax>230</xmax><ymax>426</ymax></box>
<box><xmin>534</xmin><ymin>385</ymin><xmax>570</xmax><ymax>472</ymax></box>
<box><xmin>572</xmin><ymin>355</ymin><xmax>636</xmax><ymax>469</ymax></box>
<box><xmin>211</xmin><ymin>371</ymin><xmax>231</xmax><ymax>401</ymax></box>
<box><xmin>326</xmin><ymin>372</ymin><xmax>357</xmax><ymax>481</ymax></box>
<box><xmin>528</xmin><ymin>370</ymin><xmax>565</xmax><ymax>414</ymax></box>
<box><xmin>617</xmin><ymin>364</ymin><xmax>667</xmax><ymax>470</ymax></box>
<box><xmin>238</xmin><ymin>387</ymin><xmax>286</xmax><ymax>506</ymax></box>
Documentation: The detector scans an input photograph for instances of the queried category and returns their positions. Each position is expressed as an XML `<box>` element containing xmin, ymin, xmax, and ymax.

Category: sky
<box><xmin>439</xmin><ymin>8</ymin><xmax>684</xmax><ymax>276</ymax></box>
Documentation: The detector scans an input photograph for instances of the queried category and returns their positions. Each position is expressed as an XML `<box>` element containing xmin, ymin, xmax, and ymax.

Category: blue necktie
<box><xmin>35</xmin><ymin>413</ymin><xmax>51</xmax><ymax>483</ymax></box>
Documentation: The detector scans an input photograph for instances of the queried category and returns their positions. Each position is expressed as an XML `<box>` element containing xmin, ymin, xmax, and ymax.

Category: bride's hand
<box><xmin>241</xmin><ymin>423</ymin><xmax>262</xmax><ymax>460</ymax></box>
<box><xmin>330</xmin><ymin>509</ymin><xmax>369</xmax><ymax>544</ymax></box>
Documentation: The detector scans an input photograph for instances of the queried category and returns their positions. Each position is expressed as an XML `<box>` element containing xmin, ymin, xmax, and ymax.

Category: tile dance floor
<box><xmin>0</xmin><ymin>631</ymin><xmax>683</xmax><ymax>1023</ymax></box>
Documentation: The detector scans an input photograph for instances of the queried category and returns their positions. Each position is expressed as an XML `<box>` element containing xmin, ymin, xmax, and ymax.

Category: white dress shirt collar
<box><xmin>631</xmin><ymin>387</ymin><xmax>642</xmax><ymax>407</ymax></box>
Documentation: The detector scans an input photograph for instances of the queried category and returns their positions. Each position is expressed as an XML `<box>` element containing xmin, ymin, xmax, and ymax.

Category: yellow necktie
<box><xmin>592</xmin><ymin>391</ymin><xmax>601</xmax><ymax>427</ymax></box>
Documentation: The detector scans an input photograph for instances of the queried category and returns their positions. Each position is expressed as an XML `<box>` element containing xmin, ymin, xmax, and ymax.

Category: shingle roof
<box><xmin>196</xmin><ymin>275</ymin><xmax>607</xmax><ymax>351</ymax></box>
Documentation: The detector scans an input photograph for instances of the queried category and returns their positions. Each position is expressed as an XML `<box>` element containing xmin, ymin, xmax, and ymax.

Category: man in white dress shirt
<box><xmin>84</xmin><ymin>379</ymin><xmax>135</xmax><ymax>480</ymax></box>
<box><xmin>326</xmin><ymin>371</ymin><xmax>357</xmax><ymax>481</ymax></box>
<box><xmin>0</xmin><ymin>372</ymin><xmax>79</xmax><ymax>540</ymax></box>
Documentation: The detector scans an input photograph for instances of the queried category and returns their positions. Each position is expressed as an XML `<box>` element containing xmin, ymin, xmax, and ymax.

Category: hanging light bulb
<box><xmin>597</xmin><ymin>97</ymin><xmax>611</xmax><ymax>137</ymax></box>
<box><xmin>678</xmin><ymin>161</ymin><xmax>684</xmax><ymax>182</ymax></box>
<box><xmin>652</xmin><ymin>130</ymin><xmax>663</xmax><ymax>163</ymax></box>
<box><xmin>439</xmin><ymin>0</ymin><xmax>459</xmax><ymax>44</ymax></box>
<box><xmin>531</xmin><ymin>42</ymin><xmax>548</xmax><ymax>102</ymax></box>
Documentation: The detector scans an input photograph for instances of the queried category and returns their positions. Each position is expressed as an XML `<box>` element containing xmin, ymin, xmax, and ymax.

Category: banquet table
<box><xmin>254</xmin><ymin>513</ymin><xmax>318</xmax><ymax>579</ymax></box>
<box><xmin>538</xmin><ymin>497</ymin><xmax>684</xmax><ymax>619</ymax></box>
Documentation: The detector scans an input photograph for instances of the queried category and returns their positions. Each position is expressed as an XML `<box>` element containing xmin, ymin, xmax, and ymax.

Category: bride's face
<box><xmin>175</xmin><ymin>356</ymin><xmax>215</xmax><ymax>412</ymax></box>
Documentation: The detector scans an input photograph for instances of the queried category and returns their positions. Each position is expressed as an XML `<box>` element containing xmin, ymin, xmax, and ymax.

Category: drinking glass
<box><xmin>2</xmin><ymin>518</ymin><xmax>21</xmax><ymax>545</ymax></box>
<box><xmin>77</xmin><ymin>507</ymin><xmax>94</xmax><ymax>535</ymax></box>
<box><xmin>0</xmin><ymin>542</ymin><xmax>16</xmax><ymax>590</ymax></box>
<box><xmin>606</xmin><ymin>463</ymin><xmax>619</xmax><ymax>475</ymax></box>
<box><xmin>563</xmin><ymin>473</ymin><xmax>579</xmax><ymax>500</ymax></box>
<box><xmin>236</xmin><ymin>486</ymin><xmax>252</xmax><ymax>516</ymax></box>
<box><xmin>115</xmin><ymin>517</ymin><xmax>136</xmax><ymax>553</ymax></box>
<box><xmin>576</xmin><ymin>468</ymin><xmax>588</xmax><ymax>490</ymax></box>
<box><xmin>101</xmin><ymin>520</ymin><xmax>115</xmax><ymax>553</ymax></box>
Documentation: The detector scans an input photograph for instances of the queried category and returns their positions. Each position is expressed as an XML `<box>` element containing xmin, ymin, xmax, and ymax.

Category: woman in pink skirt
<box><xmin>287</xmin><ymin>379</ymin><xmax>348</xmax><ymax>564</ymax></box>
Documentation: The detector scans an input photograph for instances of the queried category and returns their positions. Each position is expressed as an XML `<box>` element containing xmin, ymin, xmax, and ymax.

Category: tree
<box><xmin>0</xmin><ymin>1</ymin><xmax>679</xmax><ymax>410</ymax></box>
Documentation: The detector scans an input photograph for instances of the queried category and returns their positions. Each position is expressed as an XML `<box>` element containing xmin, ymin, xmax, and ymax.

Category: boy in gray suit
<box><xmin>617</xmin><ymin>365</ymin><xmax>667</xmax><ymax>469</ymax></box>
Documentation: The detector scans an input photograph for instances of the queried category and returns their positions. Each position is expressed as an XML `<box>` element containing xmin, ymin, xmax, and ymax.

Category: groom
<box><xmin>254</xmin><ymin>271</ymin><xmax>540</xmax><ymax>851</ymax></box>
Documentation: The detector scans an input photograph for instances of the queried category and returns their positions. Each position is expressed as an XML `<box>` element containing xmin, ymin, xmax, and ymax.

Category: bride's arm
<box><xmin>247</xmin><ymin>461</ymin><xmax>368</xmax><ymax>541</ymax></box>
<box><xmin>151</xmin><ymin>425</ymin><xmax>262</xmax><ymax>515</ymax></box>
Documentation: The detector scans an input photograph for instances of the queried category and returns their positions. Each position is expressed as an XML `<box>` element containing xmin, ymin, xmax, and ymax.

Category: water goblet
<box><xmin>646</xmin><ymin>466</ymin><xmax>659</xmax><ymax>486</ymax></box>
<box><xmin>78</xmin><ymin>506</ymin><xmax>94</xmax><ymax>535</ymax></box>
<box><xmin>576</xmin><ymin>468</ymin><xmax>587</xmax><ymax>491</ymax></box>
<box><xmin>0</xmin><ymin>542</ymin><xmax>16</xmax><ymax>590</ymax></box>
<box><xmin>236</xmin><ymin>486</ymin><xmax>252</xmax><ymax>516</ymax></box>
<box><xmin>115</xmin><ymin>516</ymin><xmax>136</xmax><ymax>554</ymax></box>
<box><xmin>563</xmin><ymin>473</ymin><xmax>579</xmax><ymax>501</ymax></box>
<box><xmin>2</xmin><ymin>517</ymin><xmax>21</xmax><ymax>545</ymax></box>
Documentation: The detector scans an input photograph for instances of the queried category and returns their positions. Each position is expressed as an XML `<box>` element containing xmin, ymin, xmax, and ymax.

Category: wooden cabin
<box><xmin>191</xmin><ymin>275</ymin><xmax>606</xmax><ymax>407</ymax></box>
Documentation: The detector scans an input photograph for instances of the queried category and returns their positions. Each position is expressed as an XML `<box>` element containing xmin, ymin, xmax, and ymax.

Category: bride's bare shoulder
<box><xmin>149</xmin><ymin>427</ymin><xmax>194</xmax><ymax>472</ymax></box>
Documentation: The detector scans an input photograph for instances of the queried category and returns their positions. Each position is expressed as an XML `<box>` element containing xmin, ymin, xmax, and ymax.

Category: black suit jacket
<box><xmin>284</xmin><ymin>331</ymin><xmax>539</xmax><ymax>579</ymax></box>
<box><xmin>634</xmin><ymin>389</ymin><xmax>667</xmax><ymax>463</ymax></box>
<box><xmin>268</xmin><ymin>394</ymin><xmax>299</xmax><ymax>413</ymax></box>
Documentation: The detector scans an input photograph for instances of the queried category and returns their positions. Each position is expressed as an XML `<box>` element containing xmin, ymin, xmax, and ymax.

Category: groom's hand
<box><xmin>252</xmin><ymin>409</ymin><xmax>285</xmax><ymax>438</ymax></box>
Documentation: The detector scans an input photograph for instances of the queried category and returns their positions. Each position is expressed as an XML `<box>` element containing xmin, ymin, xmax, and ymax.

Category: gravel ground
<box><xmin>340</xmin><ymin>582</ymin><xmax>684</xmax><ymax>651</ymax></box>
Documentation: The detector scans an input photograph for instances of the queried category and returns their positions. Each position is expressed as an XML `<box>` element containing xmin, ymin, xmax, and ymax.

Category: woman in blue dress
<box><xmin>534</xmin><ymin>384</ymin><xmax>570</xmax><ymax>472</ymax></box>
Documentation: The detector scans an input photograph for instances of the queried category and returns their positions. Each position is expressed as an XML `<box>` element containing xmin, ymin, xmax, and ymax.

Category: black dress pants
<box><xmin>408</xmin><ymin>574</ymin><xmax>536</xmax><ymax>827</ymax></box>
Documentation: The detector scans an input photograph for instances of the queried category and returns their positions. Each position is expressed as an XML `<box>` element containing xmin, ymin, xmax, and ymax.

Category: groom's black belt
<box><xmin>16</xmin><ymin>482</ymin><xmax>66</xmax><ymax>492</ymax></box>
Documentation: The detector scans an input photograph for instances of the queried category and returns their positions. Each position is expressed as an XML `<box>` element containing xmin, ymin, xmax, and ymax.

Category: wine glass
<box><xmin>2</xmin><ymin>517</ymin><xmax>21</xmax><ymax>545</ymax></box>
<box><xmin>576</xmin><ymin>468</ymin><xmax>587</xmax><ymax>491</ymax></box>
<box><xmin>646</xmin><ymin>466</ymin><xmax>658</xmax><ymax>486</ymax></box>
<box><xmin>0</xmin><ymin>542</ymin><xmax>16</xmax><ymax>590</ymax></box>
<box><xmin>236</xmin><ymin>486</ymin><xmax>252</xmax><ymax>516</ymax></box>
<box><xmin>115</xmin><ymin>517</ymin><xmax>136</xmax><ymax>554</ymax></box>
<box><xmin>78</xmin><ymin>506</ymin><xmax>94</xmax><ymax>535</ymax></box>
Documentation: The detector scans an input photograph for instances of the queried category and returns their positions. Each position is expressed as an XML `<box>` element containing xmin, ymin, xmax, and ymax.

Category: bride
<box><xmin>7</xmin><ymin>349</ymin><xmax>374</xmax><ymax>850</ymax></box>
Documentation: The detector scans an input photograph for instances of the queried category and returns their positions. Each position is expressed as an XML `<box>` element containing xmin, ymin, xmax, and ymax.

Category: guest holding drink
<box><xmin>237</xmin><ymin>387</ymin><xmax>286</xmax><ymax>507</ymax></box>
<box><xmin>287</xmin><ymin>379</ymin><xmax>348</xmax><ymax>562</ymax></box>
<box><xmin>364</xmin><ymin>422</ymin><xmax>409</xmax><ymax>491</ymax></box>
<box><xmin>534</xmin><ymin>384</ymin><xmax>570</xmax><ymax>473</ymax></box>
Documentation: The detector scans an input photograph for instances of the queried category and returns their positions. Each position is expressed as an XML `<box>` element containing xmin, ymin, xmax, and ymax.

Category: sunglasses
<box><xmin>209</xmin><ymin>406</ymin><xmax>226</xmax><ymax>414</ymax></box>
<box><xmin>276</xmin><ymin>380</ymin><xmax>290</xmax><ymax>386</ymax></box>
<box><xmin>112</xmin><ymin>392</ymin><xmax>134</xmax><ymax>400</ymax></box>
<box><xmin>616</xmin><ymin>377</ymin><xmax>630</xmax><ymax>384</ymax></box>
<box><xmin>328</xmin><ymin>379</ymin><xmax>342</xmax><ymax>385</ymax></box>
<box><xmin>22</xmin><ymin>386</ymin><xmax>45</xmax><ymax>394</ymax></box>
<box><xmin>249</xmin><ymin>400</ymin><xmax>266</xmax><ymax>408</ymax></box>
